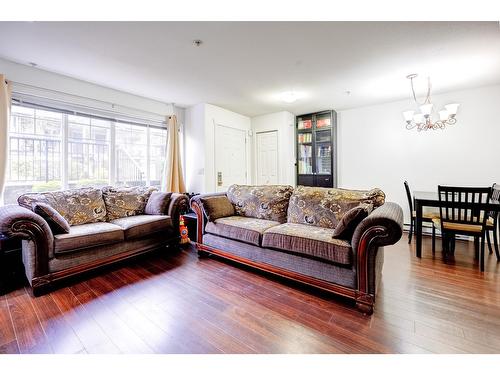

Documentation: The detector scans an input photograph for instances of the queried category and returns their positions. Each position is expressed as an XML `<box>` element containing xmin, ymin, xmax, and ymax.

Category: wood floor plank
<box><xmin>5</xmin><ymin>288</ymin><xmax>51</xmax><ymax>354</ymax></box>
<box><xmin>1</xmin><ymin>233</ymin><xmax>500</xmax><ymax>354</ymax></box>
<box><xmin>0</xmin><ymin>295</ymin><xmax>17</xmax><ymax>348</ymax></box>
<box><xmin>0</xmin><ymin>340</ymin><xmax>19</xmax><ymax>354</ymax></box>
<box><xmin>29</xmin><ymin>292</ymin><xmax>85</xmax><ymax>354</ymax></box>
<box><xmin>50</xmin><ymin>287</ymin><xmax>121</xmax><ymax>354</ymax></box>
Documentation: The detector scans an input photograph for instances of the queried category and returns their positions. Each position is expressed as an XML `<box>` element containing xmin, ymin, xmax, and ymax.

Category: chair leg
<box><xmin>486</xmin><ymin>230</ymin><xmax>493</xmax><ymax>254</ymax></box>
<box><xmin>493</xmin><ymin>224</ymin><xmax>500</xmax><ymax>261</ymax></box>
<box><xmin>443</xmin><ymin>233</ymin><xmax>449</xmax><ymax>253</ymax></box>
<box><xmin>480</xmin><ymin>233</ymin><xmax>485</xmax><ymax>272</ymax></box>
<box><xmin>451</xmin><ymin>234</ymin><xmax>456</xmax><ymax>254</ymax></box>
<box><xmin>432</xmin><ymin>225</ymin><xmax>436</xmax><ymax>253</ymax></box>
<box><xmin>408</xmin><ymin>218</ymin><xmax>413</xmax><ymax>244</ymax></box>
<box><xmin>474</xmin><ymin>237</ymin><xmax>479</xmax><ymax>259</ymax></box>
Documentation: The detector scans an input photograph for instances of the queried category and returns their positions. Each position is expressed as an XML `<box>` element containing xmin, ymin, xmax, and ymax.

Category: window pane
<box><xmin>5</xmin><ymin>105</ymin><xmax>62</xmax><ymax>204</ymax></box>
<box><xmin>149</xmin><ymin>127</ymin><xmax>167</xmax><ymax>187</ymax></box>
<box><xmin>68</xmin><ymin>115</ymin><xmax>111</xmax><ymax>188</ymax></box>
<box><xmin>115</xmin><ymin>122</ymin><xmax>148</xmax><ymax>187</ymax></box>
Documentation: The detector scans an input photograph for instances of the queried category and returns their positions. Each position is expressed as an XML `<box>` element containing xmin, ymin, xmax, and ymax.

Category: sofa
<box><xmin>0</xmin><ymin>186</ymin><xmax>188</xmax><ymax>295</ymax></box>
<box><xmin>191</xmin><ymin>184</ymin><xmax>403</xmax><ymax>314</ymax></box>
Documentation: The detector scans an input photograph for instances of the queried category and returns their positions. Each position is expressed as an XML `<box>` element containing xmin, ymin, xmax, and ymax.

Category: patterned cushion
<box><xmin>332</xmin><ymin>203</ymin><xmax>373</xmax><ymax>240</ymax></box>
<box><xmin>18</xmin><ymin>187</ymin><xmax>107</xmax><ymax>226</ymax></box>
<box><xmin>144</xmin><ymin>191</ymin><xmax>172</xmax><ymax>215</ymax></box>
<box><xmin>102</xmin><ymin>186</ymin><xmax>157</xmax><ymax>221</ymax></box>
<box><xmin>205</xmin><ymin>216</ymin><xmax>281</xmax><ymax>246</ymax></box>
<box><xmin>262</xmin><ymin>223</ymin><xmax>353</xmax><ymax>266</ymax></box>
<box><xmin>110</xmin><ymin>215</ymin><xmax>173</xmax><ymax>240</ymax></box>
<box><xmin>32</xmin><ymin>202</ymin><xmax>70</xmax><ymax>234</ymax></box>
<box><xmin>54</xmin><ymin>222</ymin><xmax>124</xmax><ymax>254</ymax></box>
<box><xmin>227</xmin><ymin>184</ymin><xmax>293</xmax><ymax>223</ymax></box>
<box><xmin>200</xmin><ymin>195</ymin><xmax>235</xmax><ymax>221</ymax></box>
<box><xmin>287</xmin><ymin>186</ymin><xmax>385</xmax><ymax>229</ymax></box>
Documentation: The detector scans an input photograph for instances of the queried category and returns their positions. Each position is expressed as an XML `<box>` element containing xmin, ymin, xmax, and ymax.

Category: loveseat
<box><xmin>0</xmin><ymin>186</ymin><xmax>188</xmax><ymax>295</ymax></box>
<box><xmin>191</xmin><ymin>184</ymin><xmax>403</xmax><ymax>314</ymax></box>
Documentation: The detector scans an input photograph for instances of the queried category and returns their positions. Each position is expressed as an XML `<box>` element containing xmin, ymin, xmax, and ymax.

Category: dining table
<box><xmin>414</xmin><ymin>190</ymin><xmax>500</xmax><ymax>258</ymax></box>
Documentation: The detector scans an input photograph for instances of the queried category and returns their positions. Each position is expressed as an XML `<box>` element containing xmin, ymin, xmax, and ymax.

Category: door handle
<box><xmin>217</xmin><ymin>172</ymin><xmax>223</xmax><ymax>186</ymax></box>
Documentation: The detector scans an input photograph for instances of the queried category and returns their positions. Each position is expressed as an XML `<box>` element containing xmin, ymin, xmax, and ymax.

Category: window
<box><xmin>4</xmin><ymin>104</ymin><xmax>168</xmax><ymax>204</ymax></box>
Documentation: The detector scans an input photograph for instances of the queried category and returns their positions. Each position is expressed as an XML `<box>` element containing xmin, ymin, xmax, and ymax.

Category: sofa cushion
<box><xmin>102</xmin><ymin>186</ymin><xmax>157</xmax><ymax>221</ymax></box>
<box><xmin>287</xmin><ymin>186</ymin><xmax>385</xmax><ymax>229</ymax></box>
<box><xmin>262</xmin><ymin>223</ymin><xmax>353</xmax><ymax>266</ymax></box>
<box><xmin>110</xmin><ymin>214</ymin><xmax>173</xmax><ymax>240</ymax></box>
<box><xmin>200</xmin><ymin>195</ymin><xmax>235</xmax><ymax>221</ymax></box>
<box><xmin>32</xmin><ymin>202</ymin><xmax>71</xmax><ymax>235</ymax></box>
<box><xmin>205</xmin><ymin>216</ymin><xmax>281</xmax><ymax>246</ymax></box>
<box><xmin>145</xmin><ymin>191</ymin><xmax>172</xmax><ymax>215</ymax></box>
<box><xmin>227</xmin><ymin>184</ymin><xmax>293</xmax><ymax>223</ymax></box>
<box><xmin>19</xmin><ymin>187</ymin><xmax>107</xmax><ymax>226</ymax></box>
<box><xmin>332</xmin><ymin>203</ymin><xmax>373</xmax><ymax>240</ymax></box>
<box><xmin>54</xmin><ymin>222</ymin><xmax>124</xmax><ymax>255</ymax></box>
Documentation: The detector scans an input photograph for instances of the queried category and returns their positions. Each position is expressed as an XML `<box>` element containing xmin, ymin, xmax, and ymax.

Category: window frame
<box><xmin>7</xmin><ymin>100</ymin><xmax>168</xmax><ymax>194</ymax></box>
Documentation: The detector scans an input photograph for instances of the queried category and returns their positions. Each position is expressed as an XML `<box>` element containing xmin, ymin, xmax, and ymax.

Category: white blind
<box><xmin>11</xmin><ymin>83</ymin><xmax>169</xmax><ymax>128</ymax></box>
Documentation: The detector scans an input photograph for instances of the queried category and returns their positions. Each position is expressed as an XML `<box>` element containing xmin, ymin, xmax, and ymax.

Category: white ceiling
<box><xmin>0</xmin><ymin>21</ymin><xmax>499</xmax><ymax>117</ymax></box>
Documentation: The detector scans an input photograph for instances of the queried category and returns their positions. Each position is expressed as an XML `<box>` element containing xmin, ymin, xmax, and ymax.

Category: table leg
<box><xmin>416</xmin><ymin>201</ymin><xmax>423</xmax><ymax>258</ymax></box>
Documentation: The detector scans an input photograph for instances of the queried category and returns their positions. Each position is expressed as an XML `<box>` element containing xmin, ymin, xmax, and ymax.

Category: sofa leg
<box><xmin>31</xmin><ymin>279</ymin><xmax>51</xmax><ymax>297</ymax></box>
<box><xmin>355</xmin><ymin>301</ymin><xmax>374</xmax><ymax>315</ymax></box>
<box><xmin>355</xmin><ymin>293</ymin><xmax>374</xmax><ymax>315</ymax></box>
<box><xmin>197</xmin><ymin>249</ymin><xmax>210</xmax><ymax>258</ymax></box>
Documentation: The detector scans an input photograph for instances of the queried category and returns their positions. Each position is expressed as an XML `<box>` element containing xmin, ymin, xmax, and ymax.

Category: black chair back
<box><xmin>490</xmin><ymin>183</ymin><xmax>500</xmax><ymax>218</ymax></box>
<box><xmin>437</xmin><ymin>185</ymin><xmax>492</xmax><ymax>231</ymax></box>
<box><xmin>404</xmin><ymin>181</ymin><xmax>413</xmax><ymax>214</ymax></box>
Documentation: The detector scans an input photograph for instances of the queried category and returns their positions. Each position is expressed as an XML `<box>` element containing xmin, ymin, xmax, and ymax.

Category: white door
<box><xmin>256</xmin><ymin>131</ymin><xmax>278</xmax><ymax>185</ymax></box>
<box><xmin>215</xmin><ymin>124</ymin><xmax>247</xmax><ymax>192</ymax></box>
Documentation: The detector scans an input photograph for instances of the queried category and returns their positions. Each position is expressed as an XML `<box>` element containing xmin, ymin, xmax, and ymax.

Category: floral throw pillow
<box><xmin>287</xmin><ymin>186</ymin><xmax>385</xmax><ymax>229</ymax></box>
<box><xmin>18</xmin><ymin>187</ymin><xmax>107</xmax><ymax>226</ymax></box>
<box><xmin>102</xmin><ymin>186</ymin><xmax>157</xmax><ymax>221</ymax></box>
<box><xmin>227</xmin><ymin>184</ymin><xmax>294</xmax><ymax>223</ymax></box>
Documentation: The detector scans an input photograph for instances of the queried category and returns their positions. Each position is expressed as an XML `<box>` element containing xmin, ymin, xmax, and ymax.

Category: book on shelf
<box><xmin>299</xmin><ymin>145</ymin><xmax>312</xmax><ymax>158</ymax></box>
<box><xmin>316</xmin><ymin>118</ymin><xmax>331</xmax><ymax>128</ymax></box>
<box><xmin>298</xmin><ymin>133</ymin><xmax>312</xmax><ymax>143</ymax></box>
<box><xmin>317</xmin><ymin>145</ymin><xmax>331</xmax><ymax>157</ymax></box>
<box><xmin>298</xmin><ymin>119</ymin><xmax>312</xmax><ymax>129</ymax></box>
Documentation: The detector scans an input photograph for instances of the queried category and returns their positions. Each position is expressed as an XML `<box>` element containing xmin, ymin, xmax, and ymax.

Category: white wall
<box><xmin>251</xmin><ymin>111</ymin><xmax>296</xmax><ymax>186</ymax></box>
<box><xmin>185</xmin><ymin>103</ymin><xmax>252</xmax><ymax>193</ymax></box>
<box><xmin>185</xmin><ymin>103</ymin><xmax>206</xmax><ymax>193</ymax></box>
<box><xmin>338</xmin><ymin>84</ymin><xmax>500</xmax><ymax>225</ymax></box>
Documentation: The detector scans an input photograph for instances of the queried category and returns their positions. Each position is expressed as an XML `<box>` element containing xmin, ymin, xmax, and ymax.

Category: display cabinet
<box><xmin>296</xmin><ymin>110</ymin><xmax>337</xmax><ymax>188</ymax></box>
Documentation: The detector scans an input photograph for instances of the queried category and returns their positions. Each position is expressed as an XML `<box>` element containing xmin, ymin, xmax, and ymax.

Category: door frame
<box><xmin>214</xmin><ymin>122</ymin><xmax>249</xmax><ymax>191</ymax></box>
<box><xmin>255</xmin><ymin>130</ymin><xmax>279</xmax><ymax>186</ymax></box>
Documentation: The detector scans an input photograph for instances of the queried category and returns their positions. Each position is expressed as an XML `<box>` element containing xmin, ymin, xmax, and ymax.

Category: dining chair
<box><xmin>404</xmin><ymin>181</ymin><xmax>440</xmax><ymax>251</ymax></box>
<box><xmin>433</xmin><ymin>185</ymin><xmax>492</xmax><ymax>271</ymax></box>
<box><xmin>485</xmin><ymin>183</ymin><xmax>500</xmax><ymax>261</ymax></box>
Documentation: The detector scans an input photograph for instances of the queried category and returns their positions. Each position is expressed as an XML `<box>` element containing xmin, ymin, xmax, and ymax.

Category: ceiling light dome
<box><xmin>279</xmin><ymin>91</ymin><xmax>303</xmax><ymax>103</ymax></box>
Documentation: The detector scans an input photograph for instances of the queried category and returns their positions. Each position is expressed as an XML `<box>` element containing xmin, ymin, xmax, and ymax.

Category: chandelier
<box><xmin>402</xmin><ymin>74</ymin><xmax>459</xmax><ymax>131</ymax></box>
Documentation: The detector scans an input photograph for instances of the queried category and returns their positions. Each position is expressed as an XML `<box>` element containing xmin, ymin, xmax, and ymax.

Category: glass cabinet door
<box><xmin>315</xmin><ymin>130</ymin><xmax>331</xmax><ymax>175</ymax></box>
<box><xmin>297</xmin><ymin>131</ymin><xmax>313</xmax><ymax>174</ymax></box>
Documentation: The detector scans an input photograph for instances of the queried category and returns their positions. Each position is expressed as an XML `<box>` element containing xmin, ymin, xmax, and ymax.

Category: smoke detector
<box><xmin>192</xmin><ymin>40</ymin><xmax>203</xmax><ymax>47</ymax></box>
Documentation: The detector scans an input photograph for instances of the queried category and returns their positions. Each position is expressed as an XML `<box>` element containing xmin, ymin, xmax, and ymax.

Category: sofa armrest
<box><xmin>167</xmin><ymin>193</ymin><xmax>189</xmax><ymax>229</ymax></box>
<box><xmin>0</xmin><ymin>204</ymin><xmax>53</xmax><ymax>278</ymax></box>
<box><xmin>190</xmin><ymin>192</ymin><xmax>227</xmax><ymax>243</ymax></box>
<box><xmin>351</xmin><ymin>202</ymin><xmax>403</xmax><ymax>311</ymax></box>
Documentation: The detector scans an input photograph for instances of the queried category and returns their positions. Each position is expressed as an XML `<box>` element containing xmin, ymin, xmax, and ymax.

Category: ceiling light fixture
<box><xmin>279</xmin><ymin>91</ymin><xmax>303</xmax><ymax>103</ymax></box>
<box><xmin>403</xmin><ymin>74</ymin><xmax>459</xmax><ymax>131</ymax></box>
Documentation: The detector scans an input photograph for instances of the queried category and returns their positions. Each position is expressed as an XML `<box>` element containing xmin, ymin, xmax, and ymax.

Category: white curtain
<box><xmin>161</xmin><ymin>114</ymin><xmax>186</xmax><ymax>193</ymax></box>
<box><xmin>0</xmin><ymin>75</ymin><xmax>12</xmax><ymax>204</ymax></box>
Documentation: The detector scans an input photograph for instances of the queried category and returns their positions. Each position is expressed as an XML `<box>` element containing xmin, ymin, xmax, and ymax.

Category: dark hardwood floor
<box><xmin>1</xmin><ymin>233</ymin><xmax>500</xmax><ymax>354</ymax></box>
